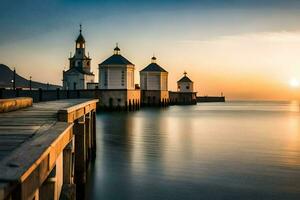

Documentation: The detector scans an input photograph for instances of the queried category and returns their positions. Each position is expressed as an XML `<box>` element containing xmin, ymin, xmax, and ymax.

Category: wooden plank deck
<box><xmin>0</xmin><ymin>99</ymin><xmax>98</xmax><ymax>200</ymax></box>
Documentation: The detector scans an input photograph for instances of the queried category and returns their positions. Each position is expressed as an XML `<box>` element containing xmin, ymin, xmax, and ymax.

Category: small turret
<box><xmin>177</xmin><ymin>71</ymin><xmax>194</xmax><ymax>93</ymax></box>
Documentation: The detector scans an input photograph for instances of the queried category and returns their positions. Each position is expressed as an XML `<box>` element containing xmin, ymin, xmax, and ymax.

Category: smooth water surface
<box><xmin>86</xmin><ymin>101</ymin><xmax>300</xmax><ymax>200</ymax></box>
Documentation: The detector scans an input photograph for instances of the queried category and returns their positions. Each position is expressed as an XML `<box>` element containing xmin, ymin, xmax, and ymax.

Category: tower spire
<box><xmin>184</xmin><ymin>71</ymin><xmax>187</xmax><ymax>76</ymax></box>
<box><xmin>80</xmin><ymin>24</ymin><xmax>82</xmax><ymax>34</ymax></box>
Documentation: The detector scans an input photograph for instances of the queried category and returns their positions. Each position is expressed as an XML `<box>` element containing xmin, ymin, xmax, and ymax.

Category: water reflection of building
<box><xmin>140</xmin><ymin>56</ymin><xmax>169</xmax><ymax>106</ymax></box>
<box><xmin>63</xmin><ymin>25</ymin><xmax>95</xmax><ymax>90</ymax></box>
<box><xmin>169</xmin><ymin>72</ymin><xmax>197</xmax><ymax>105</ymax></box>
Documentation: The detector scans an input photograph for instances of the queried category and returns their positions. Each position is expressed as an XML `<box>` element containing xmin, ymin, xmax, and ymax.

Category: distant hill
<box><xmin>0</xmin><ymin>64</ymin><xmax>62</xmax><ymax>89</ymax></box>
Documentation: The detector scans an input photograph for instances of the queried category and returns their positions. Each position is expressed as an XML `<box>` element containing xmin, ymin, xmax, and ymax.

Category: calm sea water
<box><xmin>86</xmin><ymin>101</ymin><xmax>300</xmax><ymax>200</ymax></box>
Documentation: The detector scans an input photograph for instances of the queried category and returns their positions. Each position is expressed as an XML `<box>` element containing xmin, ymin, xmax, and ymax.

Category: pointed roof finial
<box><xmin>76</xmin><ymin>24</ymin><xmax>85</xmax><ymax>43</ymax></box>
<box><xmin>184</xmin><ymin>71</ymin><xmax>187</xmax><ymax>76</ymax></box>
<box><xmin>151</xmin><ymin>53</ymin><xmax>157</xmax><ymax>63</ymax></box>
<box><xmin>114</xmin><ymin>43</ymin><xmax>120</xmax><ymax>54</ymax></box>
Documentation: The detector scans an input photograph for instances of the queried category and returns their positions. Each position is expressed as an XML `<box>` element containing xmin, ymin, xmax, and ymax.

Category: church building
<box><xmin>140</xmin><ymin>56</ymin><xmax>169</xmax><ymax>106</ymax></box>
<box><xmin>63</xmin><ymin>25</ymin><xmax>95</xmax><ymax>90</ymax></box>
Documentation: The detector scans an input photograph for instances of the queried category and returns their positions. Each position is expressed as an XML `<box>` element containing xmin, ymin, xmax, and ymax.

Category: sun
<box><xmin>289</xmin><ymin>78</ymin><xmax>300</xmax><ymax>88</ymax></box>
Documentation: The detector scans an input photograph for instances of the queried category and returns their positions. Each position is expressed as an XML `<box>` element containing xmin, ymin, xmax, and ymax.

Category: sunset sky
<box><xmin>1</xmin><ymin>0</ymin><xmax>300</xmax><ymax>100</ymax></box>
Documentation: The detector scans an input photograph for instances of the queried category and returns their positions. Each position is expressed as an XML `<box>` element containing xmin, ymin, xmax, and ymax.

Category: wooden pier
<box><xmin>0</xmin><ymin>98</ymin><xmax>98</xmax><ymax>200</ymax></box>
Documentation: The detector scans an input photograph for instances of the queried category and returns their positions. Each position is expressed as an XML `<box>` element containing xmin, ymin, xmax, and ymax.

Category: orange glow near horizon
<box><xmin>2</xmin><ymin>30</ymin><xmax>300</xmax><ymax>101</ymax></box>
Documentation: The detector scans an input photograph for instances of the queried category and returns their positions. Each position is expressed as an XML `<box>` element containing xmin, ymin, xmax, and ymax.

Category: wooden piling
<box><xmin>85</xmin><ymin>113</ymin><xmax>91</xmax><ymax>162</ymax></box>
<box><xmin>91</xmin><ymin>111</ymin><xmax>97</xmax><ymax>159</ymax></box>
<box><xmin>74</xmin><ymin>117</ymin><xmax>86</xmax><ymax>185</ymax></box>
<box><xmin>63</xmin><ymin>141</ymin><xmax>73</xmax><ymax>184</ymax></box>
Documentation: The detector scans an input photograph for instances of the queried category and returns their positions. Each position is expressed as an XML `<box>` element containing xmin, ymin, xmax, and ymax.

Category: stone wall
<box><xmin>169</xmin><ymin>91</ymin><xmax>197</xmax><ymax>105</ymax></box>
<box><xmin>0</xmin><ymin>88</ymin><xmax>141</xmax><ymax>111</ymax></box>
<box><xmin>197</xmin><ymin>96</ymin><xmax>225</xmax><ymax>103</ymax></box>
<box><xmin>141</xmin><ymin>90</ymin><xmax>169</xmax><ymax>106</ymax></box>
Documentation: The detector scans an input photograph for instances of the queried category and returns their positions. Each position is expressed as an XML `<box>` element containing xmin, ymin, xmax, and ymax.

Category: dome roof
<box><xmin>178</xmin><ymin>74</ymin><xmax>193</xmax><ymax>83</ymax></box>
<box><xmin>99</xmin><ymin>54</ymin><xmax>134</xmax><ymax>66</ymax></box>
<box><xmin>141</xmin><ymin>56</ymin><xmax>167</xmax><ymax>72</ymax></box>
<box><xmin>140</xmin><ymin>63</ymin><xmax>167</xmax><ymax>72</ymax></box>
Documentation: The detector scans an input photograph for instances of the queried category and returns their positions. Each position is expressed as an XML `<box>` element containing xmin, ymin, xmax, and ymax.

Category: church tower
<box><xmin>63</xmin><ymin>25</ymin><xmax>95</xmax><ymax>90</ymax></box>
<box><xmin>69</xmin><ymin>24</ymin><xmax>92</xmax><ymax>73</ymax></box>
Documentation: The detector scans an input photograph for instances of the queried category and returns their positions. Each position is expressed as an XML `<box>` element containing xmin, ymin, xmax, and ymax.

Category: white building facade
<box><xmin>98</xmin><ymin>45</ymin><xmax>135</xmax><ymax>90</ymax></box>
<box><xmin>177</xmin><ymin>72</ymin><xmax>194</xmax><ymax>92</ymax></box>
<box><xmin>63</xmin><ymin>26</ymin><xmax>95</xmax><ymax>90</ymax></box>
<box><xmin>140</xmin><ymin>56</ymin><xmax>168</xmax><ymax>91</ymax></box>
<box><xmin>139</xmin><ymin>56</ymin><xmax>169</xmax><ymax>106</ymax></box>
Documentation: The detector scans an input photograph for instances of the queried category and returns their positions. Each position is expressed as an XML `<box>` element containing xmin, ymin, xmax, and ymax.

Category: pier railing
<box><xmin>0</xmin><ymin>98</ymin><xmax>98</xmax><ymax>200</ymax></box>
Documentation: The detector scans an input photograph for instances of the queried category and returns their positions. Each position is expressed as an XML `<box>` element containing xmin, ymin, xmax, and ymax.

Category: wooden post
<box><xmin>39</xmin><ymin>167</ymin><xmax>56</xmax><ymax>200</ymax></box>
<box><xmin>73</xmin><ymin>117</ymin><xmax>87</xmax><ymax>200</ymax></box>
<box><xmin>74</xmin><ymin>117</ymin><xmax>86</xmax><ymax>184</ymax></box>
<box><xmin>92</xmin><ymin>111</ymin><xmax>97</xmax><ymax>159</ymax></box>
<box><xmin>16</xmin><ymin>89</ymin><xmax>19</xmax><ymax>97</ymax></box>
<box><xmin>39</xmin><ymin>88</ymin><xmax>43</xmax><ymax>102</ymax></box>
<box><xmin>0</xmin><ymin>88</ymin><xmax>3</xmax><ymax>99</ymax></box>
<box><xmin>32</xmin><ymin>190</ymin><xmax>39</xmax><ymax>200</ymax></box>
<box><xmin>85</xmin><ymin>113</ymin><xmax>91</xmax><ymax>162</ymax></box>
<box><xmin>56</xmin><ymin>88</ymin><xmax>60</xmax><ymax>100</ymax></box>
<box><xmin>61</xmin><ymin>140</ymin><xmax>76</xmax><ymax>200</ymax></box>
<box><xmin>63</xmin><ymin>141</ymin><xmax>73</xmax><ymax>184</ymax></box>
